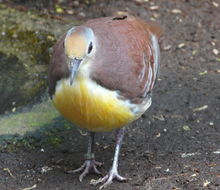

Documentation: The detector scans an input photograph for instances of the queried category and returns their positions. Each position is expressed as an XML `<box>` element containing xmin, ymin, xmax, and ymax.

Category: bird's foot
<box><xmin>68</xmin><ymin>159</ymin><xmax>103</xmax><ymax>181</ymax></box>
<box><xmin>90</xmin><ymin>167</ymin><xmax>127</xmax><ymax>189</ymax></box>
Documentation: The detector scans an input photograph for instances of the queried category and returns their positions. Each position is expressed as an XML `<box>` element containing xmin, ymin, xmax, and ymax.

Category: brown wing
<box><xmin>48</xmin><ymin>35</ymin><xmax>69</xmax><ymax>97</ymax></box>
<box><xmin>87</xmin><ymin>16</ymin><xmax>161</xmax><ymax>103</ymax></box>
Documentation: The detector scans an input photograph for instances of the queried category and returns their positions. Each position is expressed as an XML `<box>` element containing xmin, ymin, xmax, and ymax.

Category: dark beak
<box><xmin>70</xmin><ymin>58</ymin><xmax>82</xmax><ymax>85</ymax></box>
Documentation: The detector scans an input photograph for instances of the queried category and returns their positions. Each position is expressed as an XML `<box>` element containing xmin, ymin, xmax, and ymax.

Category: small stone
<box><xmin>134</xmin><ymin>0</ymin><xmax>144</xmax><ymax>6</ymax></box>
<box><xmin>193</xmin><ymin>77</ymin><xmax>198</xmax><ymax>81</ymax></box>
<box><xmin>191</xmin><ymin>173</ymin><xmax>197</xmax><ymax>177</ymax></box>
<box><xmin>183</xmin><ymin>125</ymin><xmax>191</xmax><ymax>131</ymax></box>
<box><xmin>152</xmin><ymin>13</ymin><xmax>160</xmax><ymax>19</ymax></box>
<box><xmin>12</xmin><ymin>107</ymin><xmax>16</xmax><ymax>112</ymax></box>
<box><xmin>199</xmin><ymin>70</ymin><xmax>208</xmax><ymax>75</ymax></box>
<box><xmin>179</xmin><ymin>18</ymin><xmax>183</xmax><ymax>23</ymax></box>
<box><xmin>153</xmin><ymin>114</ymin><xmax>165</xmax><ymax>121</ymax></box>
<box><xmin>78</xmin><ymin>129</ymin><xmax>87</xmax><ymax>136</ymax></box>
<box><xmin>212</xmin><ymin>1</ymin><xmax>219</xmax><ymax>7</ymax></box>
<box><xmin>12</xmin><ymin>33</ymin><xmax>18</xmax><ymax>38</ymax></box>
<box><xmin>55</xmin><ymin>5</ymin><xmax>64</xmax><ymax>13</ymax></box>
<box><xmin>79</xmin><ymin>12</ymin><xmax>86</xmax><ymax>17</ymax></box>
<box><xmin>203</xmin><ymin>180</ymin><xmax>210</xmax><ymax>187</ymax></box>
<box><xmin>216</xmin><ymin>58</ymin><xmax>220</xmax><ymax>62</ymax></box>
<box><xmin>115</xmin><ymin>11</ymin><xmax>129</xmax><ymax>16</ymax></box>
<box><xmin>150</xmin><ymin>17</ymin><xmax>156</xmax><ymax>21</ymax></box>
<box><xmin>171</xmin><ymin>9</ymin><xmax>182</xmax><ymax>14</ymax></box>
<box><xmin>177</xmin><ymin>43</ymin><xmax>185</xmax><ymax>49</ymax></box>
<box><xmin>73</xmin><ymin>1</ymin><xmax>80</xmax><ymax>7</ymax></box>
<box><xmin>41</xmin><ymin>166</ymin><xmax>52</xmax><ymax>174</ymax></box>
<box><xmin>213</xmin><ymin>150</ymin><xmax>220</xmax><ymax>154</ymax></box>
<box><xmin>193</xmin><ymin>105</ymin><xmax>208</xmax><ymax>112</ymax></box>
<box><xmin>103</xmin><ymin>145</ymin><xmax>110</xmax><ymax>149</ymax></box>
<box><xmin>47</xmin><ymin>35</ymin><xmax>55</xmax><ymax>41</ymax></box>
<box><xmin>149</xmin><ymin>6</ymin><xmax>159</xmax><ymax>10</ymax></box>
<box><xmin>192</xmin><ymin>50</ymin><xmax>197</xmax><ymax>55</ymax></box>
<box><xmin>163</xmin><ymin>45</ymin><xmax>172</xmax><ymax>51</ymax></box>
<box><xmin>213</xmin><ymin>49</ymin><xmax>219</xmax><ymax>55</ymax></box>
<box><xmin>211</xmin><ymin>41</ymin><xmax>216</xmax><ymax>46</ymax></box>
<box><xmin>67</xmin><ymin>9</ymin><xmax>74</xmax><ymax>15</ymax></box>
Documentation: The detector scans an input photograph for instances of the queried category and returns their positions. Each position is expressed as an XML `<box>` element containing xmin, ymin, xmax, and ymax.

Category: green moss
<box><xmin>0</xmin><ymin>99</ymin><xmax>77</xmax><ymax>151</ymax></box>
<box><xmin>0</xmin><ymin>4</ymin><xmax>81</xmax><ymax>150</ymax></box>
<box><xmin>0</xmin><ymin>19</ymin><xmax>56</xmax><ymax>113</ymax></box>
<box><xmin>0</xmin><ymin>4</ymin><xmax>81</xmax><ymax>114</ymax></box>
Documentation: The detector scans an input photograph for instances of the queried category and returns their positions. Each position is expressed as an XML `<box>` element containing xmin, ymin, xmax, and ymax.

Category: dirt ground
<box><xmin>0</xmin><ymin>0</ymin><xmax>220</xmax><ymax>190</ymax></box>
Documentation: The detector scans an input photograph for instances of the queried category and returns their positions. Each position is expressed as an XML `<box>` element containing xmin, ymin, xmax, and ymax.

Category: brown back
<box><xmin>49</xmin><ymin>16</ymin><xmax>162</xmax><ymax>103</ymax></box>
<box><xmin>87</xmin><ymin>16</ymin><xmax>161</xmax><ymax>103</ymax></box>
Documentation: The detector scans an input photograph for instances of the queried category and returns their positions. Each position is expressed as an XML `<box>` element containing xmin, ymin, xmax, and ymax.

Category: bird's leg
<box><xmin>68</xmin><ymin>132</ymin><xmax>102</xmax><ymax>181</ymax></box>
<box><xmin>91</xmin><ymin>128</ymin><xmax>127</xmax><ymax>189</ymax></box>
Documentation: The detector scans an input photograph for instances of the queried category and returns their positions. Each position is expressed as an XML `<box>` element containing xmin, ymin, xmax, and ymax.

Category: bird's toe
<box><xmin>67</xmin><ymin>159</ymin><xmax>103</xmax><ymax>181</ymax></box>
<box><xmin>91</xmin><ymin>169</ymin><xmax>127</xmax><ymax>189</ymax></box>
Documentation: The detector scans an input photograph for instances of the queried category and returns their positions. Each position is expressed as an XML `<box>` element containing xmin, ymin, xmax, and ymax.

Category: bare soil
<box><xmin>0</xmin><ymin>0</ymin><xmax>220</xmax><ymax>190</ymax></box>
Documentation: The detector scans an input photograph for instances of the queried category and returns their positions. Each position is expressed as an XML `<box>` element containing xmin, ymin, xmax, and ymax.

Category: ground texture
<box><xmin>0</xmin><ymin>0</ymin><xmax>220</xmax><ymax>190</ymax></box>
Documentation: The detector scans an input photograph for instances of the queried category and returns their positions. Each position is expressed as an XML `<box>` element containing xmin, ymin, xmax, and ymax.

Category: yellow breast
<box><xmin>53</xmin><ymin>76</ymin><xmax>135</xmax><ymax>132</ymax></box>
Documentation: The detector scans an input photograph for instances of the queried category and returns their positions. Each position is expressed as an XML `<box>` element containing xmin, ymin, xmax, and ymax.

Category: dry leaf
<box><xmin>213</xmin><ymin>1</ymin><xmax>219</xmax><ymax>7</ymax></box>
<box><xmin>41</xmin><ymin>166</ymin><xmax>52</xmax><ymax>174</ymax></box>
<box><xmin>193</xmin><ymin>105</ymin><xmax>208</xmax><ymax>112</ymax></box>
<box><xmin>213</xmin><ymin>49</ymin><xmax>219</xmax><ymax>55</ymax></box>
<box><xmin>171</xmin><ymin>9</ymin><xmax>182</xmax><ymax>14</ymax></box>
<box><xmin>192</xmin><ymin>50</ymin><xmax>197</xmax><ymax>55</ymax></box>
<box><xmin>183</xmin><ymin>125</ymin><xmax>191</xmax><ymax>131</ymax></box>
<box><xmin>191</xmin><ymin>173</ymin><xmax>197</xmax><ymax>177</ymax></box>
<box><xmin>55</xmin><ymin>5</ymin><xmax>64</xmax><ymax>13</ymax></box>
<box><xmin>153</xmin><ymin>114</ymin><xmax>165</xmax><ymax>121</ymax></box>
<box><xmin>149</xmin><ymin>6</ymin><xmax>159</xmax><ymax>10</ymax></box>
<box><xmin>78</xmin><ymin>129</ymin><xmax>87</xmax><ymax>136</ymax></box>
<box><xmin>21</xmin><ymin>184</ymin><xmax>37</xmax><ymax>190</ymax></box>
<box><xmin>199</xmin><ymin>70</ymin><xmax>208</xmax><ymax>75</ymax></box>
<box><xmin>203</xmin><ymin>180</ymin><xmax>210</xmax><ymax>187</ymax></box>
<box><xmin>3</xmin><ymin>168</ymin><xmax>15</xmax><ymax>178</ymax></box>
<box><xmin>177</xmin><ymin>43</ymin><xmax>185</xmax><ymax>48</ymax></box>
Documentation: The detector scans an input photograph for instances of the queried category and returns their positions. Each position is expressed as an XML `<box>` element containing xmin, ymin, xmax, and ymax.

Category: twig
<box><xmin>21</xmin><ymin>184</ymin><xmax>37</xmax><ymax>190</ymax></box>
<box><xmin>3</xmin><ymin>168</ymin><xmax>15</xmax><ymax>179</ymax></box>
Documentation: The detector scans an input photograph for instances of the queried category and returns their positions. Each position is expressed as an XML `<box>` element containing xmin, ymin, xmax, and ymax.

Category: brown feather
<box><xmin>48</xmin><ymin>35</ymin><xmax>69</xmax><ymax>97</ymax></box>
<box><xmin>87</xmin><ymin>16</ymin><xmax>161</xmax><ymax>102</ymax></box>
<box><xmin>49</xmin><ymin>16</ymin><xmax>162</xmax><ymax>103</ymax></box>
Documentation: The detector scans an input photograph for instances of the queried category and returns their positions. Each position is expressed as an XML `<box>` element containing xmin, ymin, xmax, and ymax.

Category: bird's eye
<box><xmin>88</xmin><ymin>42</ymin><xmax>93</xmax><ymax>54</ymax></box>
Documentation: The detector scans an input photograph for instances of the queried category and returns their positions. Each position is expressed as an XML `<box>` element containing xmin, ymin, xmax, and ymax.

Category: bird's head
<box><xmin>64</xmin><ymin>27</ymin><xmax>95</xmax><ymax>85</ymax></box>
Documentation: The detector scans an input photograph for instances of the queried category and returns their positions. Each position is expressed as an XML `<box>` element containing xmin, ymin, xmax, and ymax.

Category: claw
<box><xmin>91</xmin><ymin>168</ymin><xmax>127</xmax><ymax>189</ymax></box>
<box><xmin>67</xmin><ymin>160</ymin><xmax>103</xmax><ymax>181</ymax></box>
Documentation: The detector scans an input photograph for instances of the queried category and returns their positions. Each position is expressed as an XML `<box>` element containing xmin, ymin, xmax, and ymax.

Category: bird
<box><xmin>49</xmin><ymin>15</ymin><xmax>161</xmax><ymax>189</ymax></box>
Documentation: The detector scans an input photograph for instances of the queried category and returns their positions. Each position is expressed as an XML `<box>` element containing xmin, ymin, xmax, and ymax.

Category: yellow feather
<box><xmin>53</xmin><ymin>77</ymin><xmax>134</xmax><ymax>132</ymax></box>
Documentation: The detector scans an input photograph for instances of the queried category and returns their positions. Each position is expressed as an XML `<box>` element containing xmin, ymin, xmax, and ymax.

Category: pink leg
<box><xmin>68</xmin><ymin>132</ymin><xmax>102</xmax><ymax>181</ymax></box>
<box><xmin>91</xmin><ymin>128</ymin><xmax>127</xmax><ymax>189</ymax></box>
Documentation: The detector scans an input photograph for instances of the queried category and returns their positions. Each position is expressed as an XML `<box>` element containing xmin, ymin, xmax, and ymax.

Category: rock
<box><xmin>0</xmin><ymin>4</ymin><xmax>80</xmax><ymax>114</ymax></box>
<box><xmin>0</xmin><ymin>4</ymin><xmax>80</xmax><ymax>149</ymax></box>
